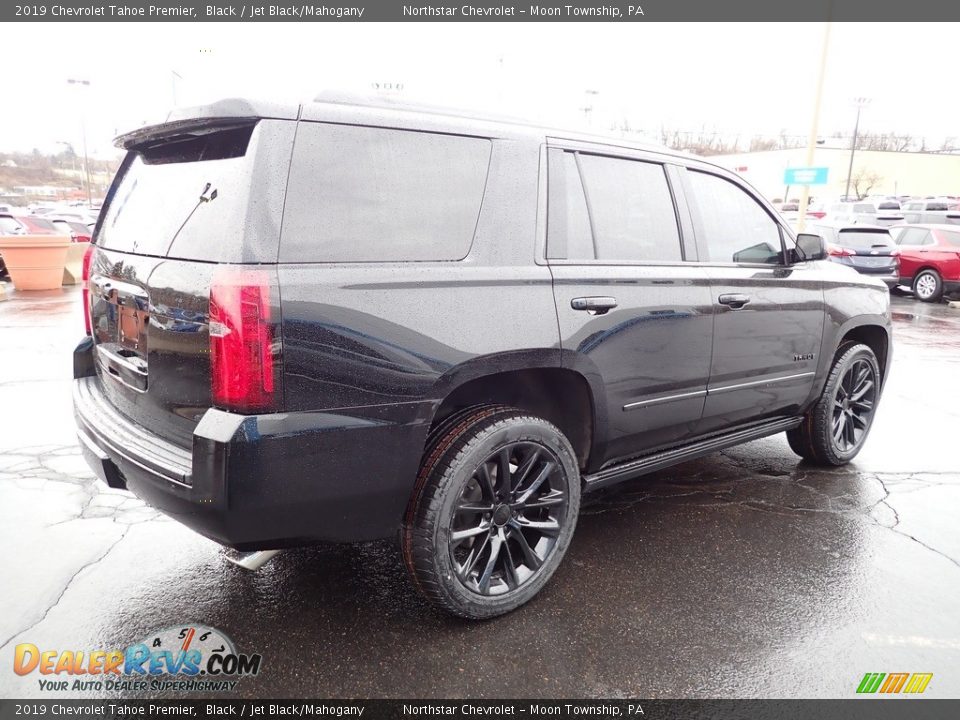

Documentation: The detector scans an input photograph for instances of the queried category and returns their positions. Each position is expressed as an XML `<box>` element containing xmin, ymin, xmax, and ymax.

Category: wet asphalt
<box><xmin>0</xmin><ymin>284</ymin><xmax>958</xmax><ymax>700</ymax></box>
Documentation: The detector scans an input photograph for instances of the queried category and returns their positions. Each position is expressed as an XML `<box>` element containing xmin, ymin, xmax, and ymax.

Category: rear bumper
<box><xmin>73</xmin><ymin>376</ymin><xmax>433</xmax><ymax>549</ymax></box>
<box><xmin>854</xmin><ymin>268</ymin><xmax>899</xmax><ymax>288</ymax></box>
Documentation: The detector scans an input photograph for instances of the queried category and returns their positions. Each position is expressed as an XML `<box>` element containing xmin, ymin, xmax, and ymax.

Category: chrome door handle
<box><xmin>571</xmin><ymin>296</ymin><xmax>618</xmax><ymax>315</ymax></box>
<box><xmin>718</xmin><ymin>293</ymin><xmax>750</xmax><ymax>309</ymax></box>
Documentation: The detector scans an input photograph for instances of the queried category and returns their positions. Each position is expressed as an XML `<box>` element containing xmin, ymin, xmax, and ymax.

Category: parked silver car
<box><xmin>900</xmin><ymin>199</ymin><xmax>960</xmax><ymax>225</ymax></box>
<box><xmin>824</xmin><ymin>202</ymin><xmax>904</xmax><ymax>227</ymax></box>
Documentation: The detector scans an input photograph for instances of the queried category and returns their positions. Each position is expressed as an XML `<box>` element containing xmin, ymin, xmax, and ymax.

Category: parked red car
<box><xmin>891</xmin><ymin>224</ymin><xmax>960</xmax><ymax>302</ymax></box>
<box><xmin>0</xmin><ymin>214</ymin><xmax>59</xmax><ymax>236</ymax></box>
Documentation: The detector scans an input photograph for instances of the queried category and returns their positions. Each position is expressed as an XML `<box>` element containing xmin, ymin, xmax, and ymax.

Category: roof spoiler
<box><xmin>114</xmin><ymin>98</ymin><xmax>300</xmax><ymax>150</ymax></box>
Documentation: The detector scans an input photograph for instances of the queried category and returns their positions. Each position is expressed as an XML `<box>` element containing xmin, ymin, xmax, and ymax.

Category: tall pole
<box><xmin>80</xmin><ymin>115</ymin><xmax>92</xmax><ymax>206</ymax></box>
<box><xmin>797</xmin><ymin>21</ymin><xmax>831</xmax><ymax>233</ymax></box>
<box><xmin>844</xmin><ymin>98</ymin><xmax>870</xmax><ymax>201</ymax></box>
<box><xmin>67</xmin><ymin>78</ymin><xmax>93</xmax><ymax>206</ymax></box>
<box><xmin>171</xmin><ymin>70</ymin><xmax>182</xmax><ymax>106</ymax></box>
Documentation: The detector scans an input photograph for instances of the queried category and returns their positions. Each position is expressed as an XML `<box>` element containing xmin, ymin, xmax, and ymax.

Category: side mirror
<box><xmin>794</xmin><ymin>233</ymin><xmax>826</xmax><ymax>262</ymax></box>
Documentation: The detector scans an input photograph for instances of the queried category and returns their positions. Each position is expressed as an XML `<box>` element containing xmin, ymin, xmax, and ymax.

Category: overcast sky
<box><xmin>5</xmin><ymin>22</ymin><xmax>957</xmax><ymax>157</ymax></box>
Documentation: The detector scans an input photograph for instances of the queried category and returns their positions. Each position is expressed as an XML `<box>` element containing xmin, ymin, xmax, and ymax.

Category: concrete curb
<box><xmin>947</xmin><ymin>300</ymin><xmax>960</xmax><ymax>309</ymax></box>
<box><xmin>0</xmin><ymin>282</ymin><xmax>8</xmax><ymax>302</ymax></box>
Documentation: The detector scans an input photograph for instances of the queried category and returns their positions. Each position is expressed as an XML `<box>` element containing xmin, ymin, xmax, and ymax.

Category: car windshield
<box><xmin>878</xmin><ymin>202</ymin><xmax>900</xmax><ymax>210</ymax></box>
<box><xmin>837</xmin><ymin>229</ymin><xmax>893</xmax><ymax>248</ymax></box>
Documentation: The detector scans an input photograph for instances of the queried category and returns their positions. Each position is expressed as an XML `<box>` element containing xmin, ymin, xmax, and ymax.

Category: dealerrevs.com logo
<box><xmin>14</xmin><ymin>625</ymin><xmax>262</xmax><ymax>693</ymax></box>
<box><xmin>856</xmin><ymin>672</ymin><xmax>934</xmax><ymax>695</ymax></box>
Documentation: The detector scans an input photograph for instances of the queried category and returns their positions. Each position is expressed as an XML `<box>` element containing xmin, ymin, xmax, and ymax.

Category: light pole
<box><xmin>797</xmin><ymin>21</ymin><xmax>831</xmax><ymax>233</ymax></box>
<box><xmin>67</xmin><ymin>78</ymin><xmax>93</xmax><ymax>207</ymax></box>
<box><xmin>171</xmin><ymin>70</ymin><xmax>182</xmax><ymax>106</ymax></box>
<box><xmin>844</xmin><ymin>97</ymin><xmax>871</xmax><ymax>201</ymax></box>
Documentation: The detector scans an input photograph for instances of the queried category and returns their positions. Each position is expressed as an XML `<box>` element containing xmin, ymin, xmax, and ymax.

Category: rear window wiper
<box><xmin>163</xmin><ymin>182</ymin><xmax>218</xmax><ymax>256</ymax></box>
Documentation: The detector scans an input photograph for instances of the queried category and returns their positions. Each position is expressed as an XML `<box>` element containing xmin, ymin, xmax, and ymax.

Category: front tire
<box><xmin>402</xmin><ymin>406</ymin><xmax>581</xmax><ymax>619</ymax></box>
<box><xmin>786</xmin><ymin>343</ymin><xmax>881</xmax><ymax>466</ymax></box>
<box><xmin>913</xmin><ymin>269</ymin><xmax>943</xmax><ymax>302</ymax></box>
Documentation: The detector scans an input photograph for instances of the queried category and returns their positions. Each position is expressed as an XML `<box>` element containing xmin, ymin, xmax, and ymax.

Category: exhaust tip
<box><xmin>222</xmin><ymin>548</ymin><xmax>282</xmax><ymax>571</ymax></box>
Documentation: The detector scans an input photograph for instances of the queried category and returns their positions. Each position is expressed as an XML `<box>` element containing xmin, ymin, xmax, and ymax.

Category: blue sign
<box><xmin>784</xmin><ymin>167</ymin><xmax>829</xmax><ymax>186</ymax></box>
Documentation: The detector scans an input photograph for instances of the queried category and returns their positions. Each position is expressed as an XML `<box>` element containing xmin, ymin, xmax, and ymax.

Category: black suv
<box><xmin>74</xmin><ymin>97</ymin><xmax>892</xmax><ymax>619</ymax></box>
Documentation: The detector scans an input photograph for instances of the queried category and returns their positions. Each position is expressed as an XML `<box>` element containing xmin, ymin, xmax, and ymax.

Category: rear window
<box><xmin>837</xmin><ymin>229</ymin><xmax>893</xmax><ymax>248</ymax></box>
<box><xmin>280</xmin><ymin>124</ymin><xmax>491</xmax><ymax>263</ymax></box>
<box><xmin>97</xmin><ymin>124</ymin><xmax>256</xmax><ymax>261</ymax></box>
<box><xmin>926</xmin><ymin>202</ymin><xmax>949</xmax><ymax>211</ymax></box>
<box><xmin>878</xmin><ymin>202</ymin><xmax>900</xmax><ymax>210</ymax></box>
<box><xmin>853</xmin><ymin>204</ymin><xmax>876</xmax><ymax>213</ymax></box>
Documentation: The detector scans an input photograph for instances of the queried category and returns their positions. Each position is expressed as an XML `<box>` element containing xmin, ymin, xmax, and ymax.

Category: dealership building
<box><xmin>710</xmin><ymin>147</ymin><xmax>960</xmax><ymax>201</ymax></box>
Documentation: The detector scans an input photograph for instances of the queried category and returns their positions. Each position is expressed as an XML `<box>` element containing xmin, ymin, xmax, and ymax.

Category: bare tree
<box><xmin>850</xmin><ymin>168</ymin><xmax>883</xmax><ymax>200</ymax></box>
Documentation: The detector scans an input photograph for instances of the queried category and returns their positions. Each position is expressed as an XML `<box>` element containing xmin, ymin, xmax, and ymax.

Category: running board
<box><xmin>583</xmin><ymin>416</ymin><xmax>802</xmax><ymax>492</ymax></box>
<box><xmin>222</xmin><ymin>549</ymin><xmax>282</xmax><ymax>571</ymax></box>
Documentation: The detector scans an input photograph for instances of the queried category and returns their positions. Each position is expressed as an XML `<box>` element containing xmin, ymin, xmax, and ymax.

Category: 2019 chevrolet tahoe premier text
<box><xmin>73</xmin><ymin>97</ymin><xmax>892</xmax><ymax>619</ymax></box>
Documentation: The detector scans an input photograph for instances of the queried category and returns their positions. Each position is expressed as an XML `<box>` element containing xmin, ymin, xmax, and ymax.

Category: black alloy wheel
<box><xmin>786</xmin><ymin>342</ymin><xmax>881</xmax><ymax>466</ymax></box>
<box><xmin>403</xmin><ymin>405</ymin><xmax>581</xmax><ymax>619</ymax></box>
<box><xmin>449</xmin><ymin>441</ymin><xmax>569</xmax><ymax>596</ymax></box>
<box><xmin>831</xmin><ymin>357</ymin><xmax>877</xmax><ymax>453</ymax></box>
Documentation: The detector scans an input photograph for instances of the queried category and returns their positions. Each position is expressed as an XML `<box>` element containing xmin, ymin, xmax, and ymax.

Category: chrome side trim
<box><xmin>622</xmin><ymin>371</ymin><xmax>816</xmax><ymax>411</ymax></box>
<box><xmin>707</xmin><ymin>371</ymin><xmax>816</xmax><ymax>395</ymax></box>
<box><xmin>623</xmin><ymin>389</ymin><xmax>707</xmax><ymax>411</ymax></box>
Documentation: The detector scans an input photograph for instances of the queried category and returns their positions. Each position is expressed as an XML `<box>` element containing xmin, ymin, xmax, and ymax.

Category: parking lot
<box><xmin>1</xmin><ymin>285</ymin><xmax>958</xmax><ymax>699</ymax></box>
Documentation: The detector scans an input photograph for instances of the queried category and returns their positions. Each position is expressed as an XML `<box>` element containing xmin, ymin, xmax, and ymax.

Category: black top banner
<box><xmin>0</xmin><ymin>700</ymin><xmax>959</xmax><ymax>720</ymax></box>
<box><xmin>5</xmin><ymin>0</ymin><xmax>960</xmax><ymax>22</ymax></box>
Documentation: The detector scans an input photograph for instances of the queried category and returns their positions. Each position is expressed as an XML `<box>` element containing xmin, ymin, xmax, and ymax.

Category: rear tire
<box><xmin>402</xmin><ymin>405</ymin><xmax>580</xmax><ymax>619</ymax></box>
<box><xmin>913</xmin><ymin>269</ymin><xmax>943</xmax><ymax>303</ymax></box>
<box><xmin>786</xmin><ymin>343</ymin><xmax>880</xmax><ymax>466</ymax></box>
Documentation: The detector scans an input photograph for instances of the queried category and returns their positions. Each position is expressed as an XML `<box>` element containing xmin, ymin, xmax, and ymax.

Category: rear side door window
<box><xmin>280</xmin><ymin>124</ymin><xmax>491</xmax><ymax>262</ymax></box>
<box><xmin>898</xmin><ymin>228</ymin><xmax>932</xmax><ymax>246</ymax></box>
<box><xmin>547</xmin><ymin>149</ymin><xmax>682</xmax><ymax>263</ymax></box>
<box><xmin>686</xmin><ymin>170</ymin><xmax>783</xmax><ymax>264</ymax></box>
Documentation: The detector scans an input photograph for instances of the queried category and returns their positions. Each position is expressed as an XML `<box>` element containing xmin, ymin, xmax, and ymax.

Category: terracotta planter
<box><xmin>0</xmin><ymin>235</ymin><xmax>71</xmax><ymax>291</ymax></box>
<box><xmin>63</xmin><ymin>241</ymin><xmax>91</xmax><ymax>285</ymax></box>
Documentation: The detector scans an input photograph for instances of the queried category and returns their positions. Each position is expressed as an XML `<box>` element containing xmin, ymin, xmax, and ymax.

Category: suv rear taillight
<box><xmin>81</xmin><ymin>244</ymin><xmax>95</xmax><ymax>335</ymax></box>
<box><xmin>209</xmin><ymin>268</ymin><xmax>280</xmax><ymax>413</ymax></box>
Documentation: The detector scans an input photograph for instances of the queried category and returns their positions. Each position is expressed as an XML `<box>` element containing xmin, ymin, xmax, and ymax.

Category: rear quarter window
<box><xmin>280</xmin><ymin>124</ymin><xmax>491</xmax><ymax>263</ymax></box>
<box><xmin>941</xmin><ymin>230</ymin><xmax>960</xmax><ymax>247</ymax></box>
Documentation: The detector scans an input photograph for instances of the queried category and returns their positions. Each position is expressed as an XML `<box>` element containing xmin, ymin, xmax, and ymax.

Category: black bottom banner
<box><xmin>1</xmin><ymin>700</ymin><xmax>959</xmax><ymax>720</ymax></box>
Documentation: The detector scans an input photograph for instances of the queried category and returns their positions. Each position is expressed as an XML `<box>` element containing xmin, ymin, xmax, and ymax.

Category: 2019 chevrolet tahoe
<box><xmin>73</xmin><ymin>96</ymin><xmax>892</xmax><ymax>619</ymax></box>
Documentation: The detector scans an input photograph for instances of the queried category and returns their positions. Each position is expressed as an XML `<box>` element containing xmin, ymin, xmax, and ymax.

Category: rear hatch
<box><xmin>835</xmin><ymin>227</ymin><xmax>898</xmax><ymax>274</ymax></box>
<box><xmin>88</xmin><ymin>116</ymin><xmax>294</xmax><ymax>448</ymax></box>
<box><xmin>875</xmin><ymin>202</ymin><xmax>904</xmax><ymax>227</ymax></box>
